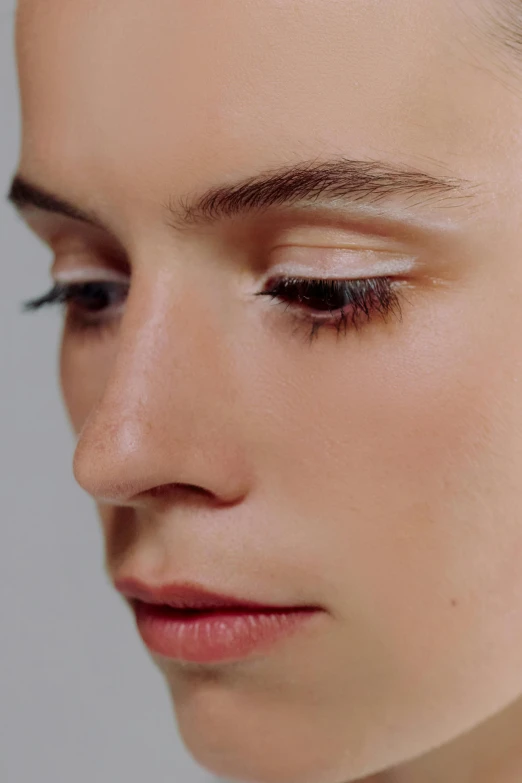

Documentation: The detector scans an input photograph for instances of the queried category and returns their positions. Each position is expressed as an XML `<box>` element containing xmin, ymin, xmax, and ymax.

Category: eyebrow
<box><xmin>6</xmin><ymin>157</ymin><xmax>479</xmax><ymax>235</ymax></box>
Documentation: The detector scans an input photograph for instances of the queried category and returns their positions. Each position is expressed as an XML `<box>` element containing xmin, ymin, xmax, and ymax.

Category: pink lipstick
<box><xmin>115</xmin><ymin>577</ymin><xmax>323</xmax><ymax>664</ymax></box>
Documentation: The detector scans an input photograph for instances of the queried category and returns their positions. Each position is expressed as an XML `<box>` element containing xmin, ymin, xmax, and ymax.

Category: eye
<box><xmin>21</xmin><ymin>274</ymin><xmax>407</xmax><ymax>346</ymax></box>
<box><xmin>255</xmin><ymin>274</ymin><xmax>405</xmax><ymax>345</ymax></box>
<box><xmin>21</xmin><ymin>280</ymin><xmax>129</xmax><ymax>336</ymax></box>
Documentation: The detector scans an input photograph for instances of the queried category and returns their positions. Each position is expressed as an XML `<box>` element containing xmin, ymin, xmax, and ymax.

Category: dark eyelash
<box><xmin>20</xmin><ymin>275</ymin><xmax>405</xmax><ymax>345</ymax></box>
<box><xmin>20</xmin><ymin>280</ymin><xmax>129</xmax><ymax>335</ymax></box>
<box><xmin>254</xmin><ymin>275</ymin><xmax>404</xmax><ymax>345</ymax></box>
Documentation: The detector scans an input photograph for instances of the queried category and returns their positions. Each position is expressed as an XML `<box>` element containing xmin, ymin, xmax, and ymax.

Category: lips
<box><xmin>114</xmin><ymin>576</ymin><xmax>314</xmax><ymax>611</ymax></box>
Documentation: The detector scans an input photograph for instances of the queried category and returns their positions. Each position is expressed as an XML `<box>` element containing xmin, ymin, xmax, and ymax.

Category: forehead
<box><xmin>13</xmin><ymin>0</ymin><xmax>518</xmax><ymax>211</ymax></box>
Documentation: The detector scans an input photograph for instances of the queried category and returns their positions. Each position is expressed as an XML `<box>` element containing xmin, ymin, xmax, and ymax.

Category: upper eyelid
<box><xmin>51</xmin><ymin>263</ymin><xmax>131</xmax><ymax>284</ymax></box>
<box><xmin>268</xmin><ymin>243</ymin><xmax>419</xmax><ymax>274</ymax></box>
<box><xmin>49</xmin><ymin>236</ymin><xmax>419</xmax><ymax>286</ymax></box>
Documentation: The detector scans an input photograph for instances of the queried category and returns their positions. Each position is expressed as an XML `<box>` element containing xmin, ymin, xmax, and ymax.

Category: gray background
<box><xmin>1</xmin><ymin>4</ymin><xmax>227</xmax><ymax>781</ymax></box>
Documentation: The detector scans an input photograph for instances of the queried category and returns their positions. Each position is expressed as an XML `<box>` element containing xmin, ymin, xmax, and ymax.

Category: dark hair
<box><xmin>492</xmin><ymin>1</ymin><xmax>522</xmax><ymax>58</ymax></box>
<box><xmin>476</xmin><ymin>0</ymin><xmax>522</xmax><ymax>69</ymax></box>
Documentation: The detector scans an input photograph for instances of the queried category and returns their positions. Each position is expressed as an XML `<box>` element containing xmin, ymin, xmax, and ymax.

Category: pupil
<box><xmin>297</xmin><ymin>282</ymin><xmax>346</xmax><ymax>312</ymax></box>
<box><xmin>79</xmin><ymin>283</ymin><xmax>113</xmax><ymax>311</ymax></box>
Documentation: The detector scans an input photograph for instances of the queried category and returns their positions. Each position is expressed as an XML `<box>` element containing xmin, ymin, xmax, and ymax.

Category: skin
<box><xmin>11</xmin><ymin>0</ymin><xmax>522</xmax><ymax>781</ymax></box>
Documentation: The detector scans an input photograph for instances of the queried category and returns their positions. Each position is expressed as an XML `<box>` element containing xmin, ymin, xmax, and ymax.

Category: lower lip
<box><xmin>133</xmin><ymin>602</ymin><xmax>321</xmax><ymax>664</ymax></box>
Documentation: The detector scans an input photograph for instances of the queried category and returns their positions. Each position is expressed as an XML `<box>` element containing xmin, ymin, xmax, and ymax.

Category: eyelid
<box><xmin>50</xmin><ymin>246</ymin><xmax>417</xmax><ymax>287</ymax></box>
<box><xmin>51</xmin><ymin>265</ymin><xmax>130</xmax><ymax>285</ymax></box>
<box><xmin>269</xmin><ymin>245</ymin><xmax>419</xmax><ymax>278</ymax></box>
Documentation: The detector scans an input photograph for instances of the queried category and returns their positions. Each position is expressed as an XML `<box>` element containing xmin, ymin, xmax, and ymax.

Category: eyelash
<box><xmin>20</xmin><ymin>275</ymin><xmax>405</xmax><ymax>345</ymax></box>
<box><xmin>255</xmin><ymin>275</ymin><xmax>404</xmax><ymax>344</ymax></box>
<box><xmin>21</xmin><ymin>280</ymin><xmax>129</xmax><ymax>340</ymax></box>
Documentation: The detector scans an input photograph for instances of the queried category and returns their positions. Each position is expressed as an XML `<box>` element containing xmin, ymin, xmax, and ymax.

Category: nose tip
<box><xmin>71</xmin><ymin>405</ymin><xmax>252</xmax><ymax>509</ymax></box>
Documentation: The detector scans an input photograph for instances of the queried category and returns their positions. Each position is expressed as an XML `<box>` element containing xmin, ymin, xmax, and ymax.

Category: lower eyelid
<box><xmin>27</xmin><ymin>273</ymin><xmax>412</xmax><ymax>347</ymax></box>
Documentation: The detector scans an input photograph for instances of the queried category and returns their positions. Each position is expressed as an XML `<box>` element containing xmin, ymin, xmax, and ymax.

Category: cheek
<box><xmin>262</xmin><ymin>267</ymin><xmax>522</xmax><ymax>534</ymax></box>
<box><xmin>263</xmin><ymin>281</ymin><xmax>522</xmax><ymax>695</ymax></box>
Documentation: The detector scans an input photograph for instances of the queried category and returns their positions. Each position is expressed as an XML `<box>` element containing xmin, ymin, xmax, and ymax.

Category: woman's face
<box><xmin>12</xmin><ymin>0</ymin><xmax>522</xmax><ymax>781</ymax></box>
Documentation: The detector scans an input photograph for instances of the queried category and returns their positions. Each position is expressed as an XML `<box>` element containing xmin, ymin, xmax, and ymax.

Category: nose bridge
<box><xmin>72</xmin><ymin>267</ymin><xmax>249</xmax><ymax>505</ymax></box>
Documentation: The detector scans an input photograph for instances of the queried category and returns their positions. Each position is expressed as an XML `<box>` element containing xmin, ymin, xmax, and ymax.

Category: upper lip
<box><xmin>114</xmin><ymin>576</ymin><xmax>309</xmax><ymax>610</ymax></box>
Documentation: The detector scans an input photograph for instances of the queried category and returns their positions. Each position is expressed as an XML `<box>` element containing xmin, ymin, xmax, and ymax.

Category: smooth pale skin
<box><xmin>12</xmin><ymin>1</ymin><xmax>522</xmax><ymax>781</ymax></box>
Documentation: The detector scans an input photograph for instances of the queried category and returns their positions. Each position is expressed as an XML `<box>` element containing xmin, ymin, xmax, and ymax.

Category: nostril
<box><xmin>140</xmin><ymin>483</ymin><xmax>209</xmax><ymax>501</ymax></box>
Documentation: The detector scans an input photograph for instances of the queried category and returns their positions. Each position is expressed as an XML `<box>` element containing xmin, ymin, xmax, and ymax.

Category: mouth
<box><xmin>132</xmin><ymin>600</ymin><xmax>312</xmax><ymax>616</ymax></box>
<box><xmin>129</xmin><ymin>599</ymin><xmax>324</xmax><ymax>664</ymax></box>
<box><xmin>114</xmin><ymin>576</ymin><xmax>320</xmax><ymax>612</ymax></box>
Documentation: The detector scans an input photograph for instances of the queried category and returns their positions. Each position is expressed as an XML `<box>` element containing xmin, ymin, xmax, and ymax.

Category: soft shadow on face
<box><xmin>12</xmin><ymin>0</ymin><xmax>522</xmax><ymax>781</ymax></box>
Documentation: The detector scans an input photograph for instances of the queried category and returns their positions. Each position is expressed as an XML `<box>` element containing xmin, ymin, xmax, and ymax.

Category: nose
<box><xmin>71</xmin><ymin>272</ymin><xmax>252</xmax><ymax>510</ymax></box>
